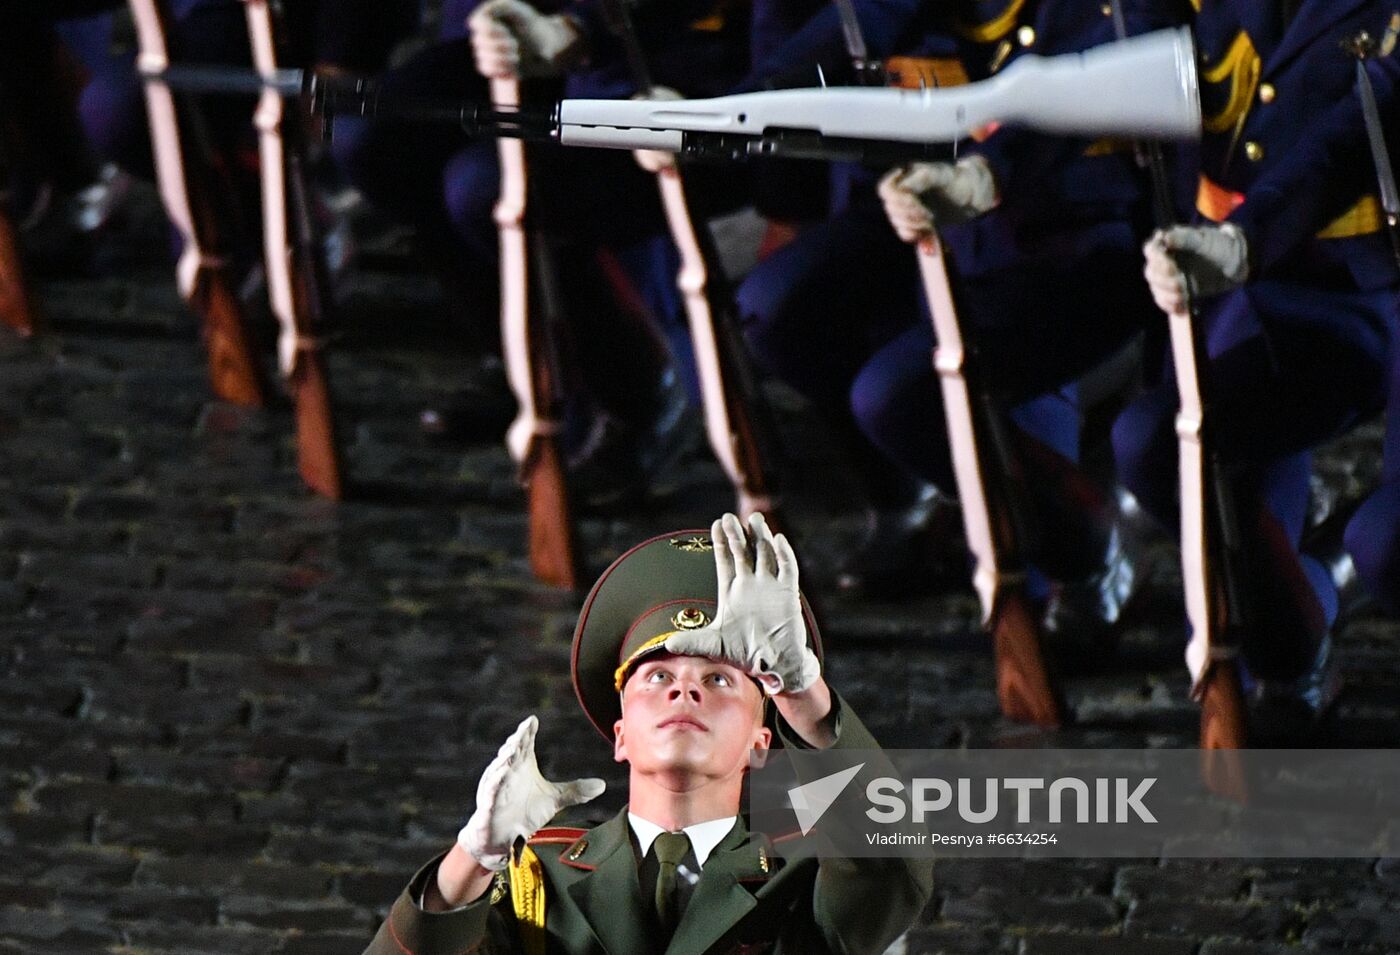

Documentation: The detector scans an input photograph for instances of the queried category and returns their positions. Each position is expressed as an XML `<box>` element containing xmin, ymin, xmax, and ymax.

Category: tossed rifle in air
<box><xmin>154</xmin><ymin>26</ymin><xmax>1199</xmax><ymax>156</ymax></box>
<box><xmin>244</xmin><ymin>0</ymin><xmax>345</xmax><ymax>498</ymax></box>
<box><xmin>492</xmin><ymin>73</ymin><xmax>581</xmax><ymax>589</ymax></box>
<box><xmin>1108</xmin><ymin>2</ymin><xmax>1246</xmax><ymax>750</ymax></box>
<box><xmin>600</xmin><ymin>0</ymin><xmax>784</xmax><ymax>523</ymax></box>
<box><xmin>128</xmin><ymin>0</ymin><xmax>267</xmax><ymax>410</ymax></box>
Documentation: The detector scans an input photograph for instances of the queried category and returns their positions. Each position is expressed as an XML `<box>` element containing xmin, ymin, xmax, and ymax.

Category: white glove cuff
<box><xmin>458</xmin><ymin>820</ymin><xmax>509</xmax><ymax>872</ymax></box>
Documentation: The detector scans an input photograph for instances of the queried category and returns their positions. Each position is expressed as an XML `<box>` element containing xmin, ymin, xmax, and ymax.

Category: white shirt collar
<box><xmin>627</xmin><ymin>812</ymin><xmax>738</xmax><ymax>869</ymax></box>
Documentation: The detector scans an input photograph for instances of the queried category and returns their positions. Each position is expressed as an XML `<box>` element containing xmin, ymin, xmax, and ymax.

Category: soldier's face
<box><xmin>613</xmin><ymin>653</ymin><xmax>771</xmax><ymax>781</ymax></box>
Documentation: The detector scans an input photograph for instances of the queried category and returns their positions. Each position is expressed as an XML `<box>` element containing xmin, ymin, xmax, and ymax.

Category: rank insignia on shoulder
<box><xmin>490</xmin><ymin>870</ymin><xmax>509</xmax><ymax>905</ymax></box>
<box><xmin>670</xmin><ymin>535</ymin><xmax>713</xmax><ymax>553</ymax></box>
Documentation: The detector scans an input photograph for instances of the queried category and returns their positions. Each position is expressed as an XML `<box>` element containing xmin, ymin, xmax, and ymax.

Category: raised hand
<box><xmin>457</xmin><ymin>715</ymin><xmax>605</xmax><ymax>870</ymax></box>
<box><xmin>665</xmin><ymin>513</ymin><xmax>820</xmax><ymax>695</ymax></box>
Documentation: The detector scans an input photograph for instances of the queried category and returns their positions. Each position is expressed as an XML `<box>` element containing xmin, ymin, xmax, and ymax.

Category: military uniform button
<box><xmin>1244</xmin><ymin>141</ymin><xmax>1264</xmax><ymax>162</ymax></box>
<box><xmin>1258</xmin><ymin>83</ymin><xmax>1276</xmax><ymax>104</ymax></box>
<box><xmin>1101</xmin><ymin>3</ymin><xmax>1112</xmax><ymax>15</ymax></box>
<box><xmin>1017</xmin><ymin>25</ymin><xmax>1036</xmax><ymax>46</ymax></box>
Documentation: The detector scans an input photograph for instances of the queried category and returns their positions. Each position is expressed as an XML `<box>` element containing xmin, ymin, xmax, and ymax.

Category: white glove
<box><xmin>877</xmin><ymin>155</ymin><xmax>999</xmax><ymax>242</ymax></box>
<box><xmin>631</xmin><ymin>86</ymin><xmax>684</xmax><ymax>173</ymax></box>
<box><xmin>1142</xmin><ymin>223</ymin><xmax>1250</xmax><ymax>314</ymax></box>
<box><xmin>468</xmin><ymin>0</ymin><xmax>583</xmax><ymax>79</ymax></box>
<box><xmin>457</xmin><ymin>715</ymin><xmax>605</xmax><ymax>870</ymax></box>
<box><xmin>664</xmin><ymin>512</ymin><xmax>820</xmax><ymax>696</ymax></box>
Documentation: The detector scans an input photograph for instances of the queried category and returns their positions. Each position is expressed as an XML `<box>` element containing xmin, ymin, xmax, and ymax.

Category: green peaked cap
<box><xmin>571</xmin><ymin>527</ymin><xmax>823</xmax><ymax>740</ymax></box>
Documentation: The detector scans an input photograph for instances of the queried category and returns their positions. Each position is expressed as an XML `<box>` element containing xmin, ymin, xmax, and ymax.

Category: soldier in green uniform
<box><xmin>363</xmin><ymin>512</ymin><xmax>932</xmax><ymax>954</ymax></box>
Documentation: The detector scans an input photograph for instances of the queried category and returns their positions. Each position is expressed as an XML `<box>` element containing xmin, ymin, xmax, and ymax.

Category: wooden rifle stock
<box><xmin>493</xmin><ymin>77</ymin><xmax>579</xmax><ymax>589</ymax></box>
<box><xmin>1105</xmin><ymin>0</ymin><xmax>1247</xmax><ymax>753</ymax></box>
<box><xmin>245</xmin><ymin>0</ymin><xmax>344</xmax><ymax>498</ymax></box>
<box><xmin>0</xmin><ymin>203</ymin><xmax>38</xmax><ymax>338</ymax></box>
<box><xmin>917</xmin><ymin>236</ymin><xmax>1062</xmax><ymax>727</ymax></box>
<box><xmin>128</xmin><ymin>0</ymin><xmax>266</xmax><ymax>408</ymax></box>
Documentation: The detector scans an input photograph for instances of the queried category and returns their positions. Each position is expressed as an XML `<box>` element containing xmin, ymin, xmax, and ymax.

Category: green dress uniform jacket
<box><xmin>363</xmin><ymin>701</ymin><xmax>932</xmax><ymax>955</ymax></box>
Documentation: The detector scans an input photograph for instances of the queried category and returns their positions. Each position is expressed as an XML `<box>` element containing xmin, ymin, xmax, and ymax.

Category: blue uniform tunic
<box><xmin>1218</xmin><ymin>43</ymin><xmax>1400</xmax><ymax>615</ymax></box>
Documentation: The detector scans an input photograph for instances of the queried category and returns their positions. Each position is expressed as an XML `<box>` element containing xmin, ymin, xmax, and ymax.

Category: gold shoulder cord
<box><xmin>509</xmin><ymin>845</ymin><xmax>547</xmax><ymax>955</ymax></box>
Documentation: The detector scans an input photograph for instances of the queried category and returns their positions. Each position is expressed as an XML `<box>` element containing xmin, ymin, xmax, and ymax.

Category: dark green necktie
<box><xmin>652</xmin><ymin>831</ymin><xmax>692</xmax><ymax>931</ymax></box>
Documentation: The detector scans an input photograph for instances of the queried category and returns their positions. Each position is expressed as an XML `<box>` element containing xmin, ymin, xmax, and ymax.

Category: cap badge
<box><xmin>672</xmin><ymin>607</ymin><xmax>710</xmax><ymax>630</ymax></box>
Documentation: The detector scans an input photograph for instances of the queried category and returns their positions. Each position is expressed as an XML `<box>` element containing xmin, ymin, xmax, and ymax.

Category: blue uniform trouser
<box><xmin>1112</xmin><ymin>281</ymin><xmax>1396</xmax><ymax>678</ymax></box>
<box><xmin>1344</xmin><ymin>308</ymin><xmax>1400</xmax><ymax>614</ymax></box>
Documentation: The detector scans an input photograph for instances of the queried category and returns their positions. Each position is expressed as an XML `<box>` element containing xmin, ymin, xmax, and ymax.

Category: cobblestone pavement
<box><xmin>4</xmin><ymin>189</ymin><xmax>1400</xmax><ymax>954</ymax></box>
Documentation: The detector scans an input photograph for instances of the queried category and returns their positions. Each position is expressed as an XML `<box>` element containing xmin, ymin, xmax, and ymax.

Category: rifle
<box><xmin>828</xmin><ymin>0</ymin><xmax>1062</xmax><ymax>725</ymax></box>
<box><xmin>1107</xmin><ymin>2</ymin><xmax>1247</xmax><ymax>752</ymax></box>
<box><xmin>160</xmin><ymin>26</ymin><xmax>1200</xmax><ymax>159</ymax></box>
<box><xmin>128</xmin><ymin>0</ymin><xmax>267</xmax><ymax>409</ymax></box>
<box><xmin>918</xmin><ymin>236</ymin><xmax>1063</xmax><ymax>726</ymax></box>
<box><xmin>601</xmin><ymin>0</ymin><xmax>784</xmax><ymax>523</ymax></box>
<box><xmin>493</xmin><ymin>76</ymin><xmax>580</xmax><ymax>589</ymax></box>
<box><xmin>244</xmin><ymin>0</ymin><xmax>345</xmax><ymax>498</ymax></box>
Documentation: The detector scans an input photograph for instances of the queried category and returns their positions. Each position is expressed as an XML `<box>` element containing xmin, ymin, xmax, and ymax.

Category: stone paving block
<box><xmin>0</xmin><ymin>908</ymin><xmax>124</xmax><ymax>948</ymax></box>
<box><xmin>940</xmin><ymin>887</ymin><xmax>1122</xmax><ymax>933</ymax></box>
<box><xmin>262</xmin><ymin>830</ymin><xmax>440</xmax><ymax>870</ymax></box>
<box><xmin>133</xmin><ymin>857</ymin><xmax>335</xmax><ymax>899</ymax></box>
<box><xmin>279</xmin><ymin>929</ymin><xmax>383</xmax><ymax>955</ymax></box>
<box><xmin>56</xmin><ymin>885</ymin><xmax>220</xmax><ymax>925</ymax></box>
<box><xmin>187</xmin><ymin>657</ymin><xmax>377</xmax><ymax>700</ymax></box>
<box><xmin>1303</xmin><ymin>907</ymin><xmax>1400</xmax><ymax>949</ymax></box>
<box><xmin>1249</xmin><ymin>860</ymin><xmax>1385</xmax><ymax>906</ymax></box>
<box><xmin>239</xmin><ymin>793</ymin><xmax>404</xmax><ymax>835</ymax></box>
<box><xmin>1114</xmin><ymin>861</ymin><xmax>1255</xmax><ymax>903</ymax></box>
<box><xmin>119</xmin><ymin>920</ymin><xmax>292</xmax><ymax>955</ymax></box>
<box><xmin>95</xmin><ymin>815</ymin><xmax>272</xmax><ymax>857</ymax></box>
<box><xmin>32</xmin><ymin>780</ymin><xmax>238</xmax><ymax>825</ymax></box>
<box><xmin>1125</xmin><ymin>899</ymin><xmax>1299</xmax><ymax>941</ymax></box>
<box><xmin>220</xmin><ymin>895</ymin><xmax>366</xmax><ymax>933</ymax></box>
<box><xmin>935</xmin><ymin>860</ymin><xmax>1117</xmax><ymax>899</ymax></box>
<box><xmin>1019</xmin><ymin>933</ymin><xmax>1196</xmax><ymax>955</ymax></box>
<box><xmin>902</xmin><ymin>924</ymin><xmax>1013</xmax><ymax>954</ymax></box>
<box><xmin>84</xmin><ymin>687</ymin><xmax>251</xmax><ymax>732</ymax></box>
<box><xmin>0</xmin><ymin>883</ymin><xmax>57</xmax><ymax>909</ymax></box>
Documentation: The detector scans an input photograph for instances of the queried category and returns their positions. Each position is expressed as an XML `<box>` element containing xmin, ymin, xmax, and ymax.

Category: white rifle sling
<box><xmin>129</xmin><ymin>0</ymin><xmax>216</xmax><ymax>301</ymax></box>
<box><xmin>245</xmin><ymin>0</ymin><xmax>301</xmax><ymax>378</ymax></box>
<box><xmin>493</xmin><ymin>78</ymin><xmax>542</xmax><ymax>466</ymax></box>
<box><xmin>917</xmin><ymin>235</ymin><xmax>1001</xmax><ymax>622</ymax></box>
